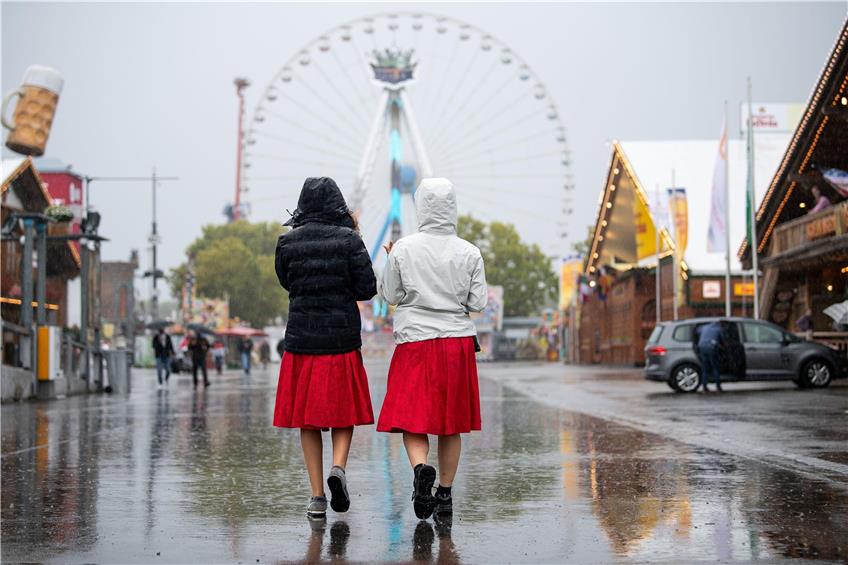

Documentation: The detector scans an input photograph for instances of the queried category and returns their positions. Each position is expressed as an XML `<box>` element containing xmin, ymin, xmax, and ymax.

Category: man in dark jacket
<box><xmin>696</xmin><ymin>321</ymin><xmax>724</xmax><ymax>392</ymax></box>
<box><xmin>238</xmin><ymin>336</ymin><xmax>254</xmax><ymax>375</ymax></box>
<box><xmin>275</xmin><ymin>177</ymin><xmax>377</xmax><ymax>354</ymax></box>
<box><xmin>187</xmin><ymin>331</ymin><xmax>210</xmax><ymax>388</ymax></box>
<box><xmin>152</xmin><ymin>329</ymin><xmax>174</xmax><ymax>386</ymax></box>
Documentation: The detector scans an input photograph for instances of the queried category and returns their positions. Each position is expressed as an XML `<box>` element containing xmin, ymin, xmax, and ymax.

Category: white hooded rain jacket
<box><xmin>378</xmin><ymin>178</ymin><xmax>488</xmax><ymax>344</ymax></box>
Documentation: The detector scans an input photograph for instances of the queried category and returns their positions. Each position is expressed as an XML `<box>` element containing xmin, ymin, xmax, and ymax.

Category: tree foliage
<box><xmin>457</xmin><ymin>215</ymin><xmax>557</xmax><ymax>317</ymax></box>
<box><xmin>571</xmin><ymin>224</ymin><xmax>595</xmax><ymax>256</ymax></box>
<box><xmin>169</xmin><ymin>221</ymin><xmax>287</xmax><ymax>327</ymax></box>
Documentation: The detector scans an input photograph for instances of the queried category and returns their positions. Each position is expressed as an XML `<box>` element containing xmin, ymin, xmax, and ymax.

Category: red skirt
<box><xmin>377</xmin><ymin>337</ymin><xmax>481</xmax><ymax>435</ymax></box>
<box><xmin>273</xmin><ymin>350</ymin><xmax>374</xmax><ymax>430</ymax></box>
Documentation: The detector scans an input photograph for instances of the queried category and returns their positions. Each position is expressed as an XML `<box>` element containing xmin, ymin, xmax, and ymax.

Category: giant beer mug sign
<box><xmin>2</xmin><ymin>65</ymin><xmax>63</xmax><ymax>156</ymax></box>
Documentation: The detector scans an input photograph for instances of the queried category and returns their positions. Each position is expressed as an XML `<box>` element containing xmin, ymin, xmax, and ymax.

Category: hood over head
<box><xmin>285</xmin><ymin>177</ymin><xmax>354</xmax><ymax>229</ymax></box>
<box><xmin>415</xmin><ymin>178</ymin><xmax>457</xmax><ymax>234</ymax></box>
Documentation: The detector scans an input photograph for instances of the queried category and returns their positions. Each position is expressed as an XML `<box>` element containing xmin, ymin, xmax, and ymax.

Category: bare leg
<box><xmin>403</xmin><ymin>432</ymin><xmax>430</xmax><ymax>468</ymax></box>
<box><xmin>331</xmin><ymin>427</ymin><xmax>353</xmax><ymax>468</ymax></box>
<box><xmin>437</xmin><ymin>435</ymin><xmax>461</xmax><ymax>486</ymax></box>
<box><xmin>300</xmin><ymin>429</ymin><xmax>324</xmax><ymax>497</ymax></box>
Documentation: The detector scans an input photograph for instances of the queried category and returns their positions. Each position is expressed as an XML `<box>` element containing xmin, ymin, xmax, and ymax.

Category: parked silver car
<box><xmin>644</xmin><ymin>317</ymin><xmax>848</xmax><ymax>392</ymax></box>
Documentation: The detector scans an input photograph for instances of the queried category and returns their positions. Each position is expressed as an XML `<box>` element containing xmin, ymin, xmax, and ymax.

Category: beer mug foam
<box><xmin>2</xmin><ymin>65</ymin><xmax>64</xmax><ymax>157</ymax></box>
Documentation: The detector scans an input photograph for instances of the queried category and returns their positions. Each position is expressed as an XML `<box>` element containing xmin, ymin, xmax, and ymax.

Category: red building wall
<box><xmin>40</xmin><ymin>171</ymin><xmax>84</xmax><ymax>252</ymax></box>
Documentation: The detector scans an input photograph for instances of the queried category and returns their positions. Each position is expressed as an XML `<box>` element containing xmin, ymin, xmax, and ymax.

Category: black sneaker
<box><xmin>412</xmin><ymin>464</ymin><xmax>436</xmax><ymax>519</ymax></box>
<box><xmin>434</xmin><ymin>489</ymin><xmax>453</xmax><ymax>515</ymax></box>
<box><xmin>327</xmin><ymin>466</ymin><xmax>350</xmax><ymax>513</ymax></box>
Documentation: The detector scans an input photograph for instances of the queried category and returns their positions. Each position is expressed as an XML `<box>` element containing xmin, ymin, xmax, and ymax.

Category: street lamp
<box><xmin>82</xmin><ymin>171</ymin><xmax>177</xmax><ymax>321</ymax></box>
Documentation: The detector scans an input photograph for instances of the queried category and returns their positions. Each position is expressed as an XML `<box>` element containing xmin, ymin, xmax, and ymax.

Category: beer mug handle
<box><xmin>1</xmin><ymin>90</ymin><xmax>23</xmax><ymax>131</ymax></box>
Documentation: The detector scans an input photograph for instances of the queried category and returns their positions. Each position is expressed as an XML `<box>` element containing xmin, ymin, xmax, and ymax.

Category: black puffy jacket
<box><xmin>275</xmin><ymin>177</ymin><xmax>377</xmax><ymax>354</ymax></box>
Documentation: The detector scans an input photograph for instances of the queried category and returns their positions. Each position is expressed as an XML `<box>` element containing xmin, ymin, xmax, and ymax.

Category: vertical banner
<box><xmin>707</xmin><ymin>117</ymin><xmax>728</xmax><ymax>253</ymax></box>
<box><xmin>633</xmin><ymin>193</ymin><xmax>658</xmax><ymax>259</ymax></box>
<box><xmin>559</xmin><ymin>255</ymin><xmax>583</xmax><ymax>309</ymax></box>
<box><xmin>668</xmin><ymin>187</ymin><xmax>688</xmax><ymax>309</ymax></box>
<box><xmin>667</xmin><ymin>187</ymin><xmax>688</xmax><ymax>258</ymax></box>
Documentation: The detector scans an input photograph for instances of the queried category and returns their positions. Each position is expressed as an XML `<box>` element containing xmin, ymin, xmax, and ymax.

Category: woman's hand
<box><xmin>383</xmin><ymin>241</ymin><xmax>394</xmax><ymax>254</ymax></box>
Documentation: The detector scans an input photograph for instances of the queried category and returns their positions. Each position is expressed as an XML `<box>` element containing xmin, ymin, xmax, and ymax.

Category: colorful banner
<box><xmin>559</xmin><ymin>256</ymin><xmax>583</xmax><ymax>309</ymax></box>
<box><xmin>707</xmin><ymin>116</ymin><xmax>728</xmax><ymax>253</ymax></box>
<box><xmin>667</xmin><ymin>187</ymin><xmax>688</xmax><ymax>258</ymax></box>
<box><xmin>633</xmin><ymin>193</ymin><xmax>658</xmax><ymax>259</ymax></box>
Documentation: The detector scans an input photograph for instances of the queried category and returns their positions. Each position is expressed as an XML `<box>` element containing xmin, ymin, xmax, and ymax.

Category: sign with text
<box><xmin>734</xmin><ymin>282</ymin><xmax>755</xmax><ymax>297</ymax></box>
<box><xmin>703</xmin><ymin>280</ymin><xmax>722</xmax><ymax>299</ymax></box>
<box><xmin>739</xmin><ymin>103</ymin><xmax>803</xmax><ymax>133</ymax></box>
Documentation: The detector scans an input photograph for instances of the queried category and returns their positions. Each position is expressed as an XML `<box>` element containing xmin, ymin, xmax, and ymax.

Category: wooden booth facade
<box><xmin>741</xmin><ymin>19</ymin><xmax>848</xmax><ymax>353</ymax></box>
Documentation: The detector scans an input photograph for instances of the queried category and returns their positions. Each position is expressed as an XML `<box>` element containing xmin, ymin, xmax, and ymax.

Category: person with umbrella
<box><xmin>151</xmin><ymin>327</ymin><xmax>174</xmax><ymax>387</ymax></box>
<box><xmin>187</xmin><ymin>330</ymin><xmax>211</xmax><ymax>388</ymax></box>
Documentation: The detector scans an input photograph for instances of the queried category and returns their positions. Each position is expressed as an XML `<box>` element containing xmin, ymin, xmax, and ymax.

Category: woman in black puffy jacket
<box><xmin>272</xmin><ymin>177</ymin><xmax>377</xmax><ymax>519</ymax></box>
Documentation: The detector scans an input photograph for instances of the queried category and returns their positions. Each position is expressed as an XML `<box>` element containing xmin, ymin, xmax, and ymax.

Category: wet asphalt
<box><xmin>1</xmin><ymin>361</ymin><xmax>846</xmax><ymax>564</ymax></box>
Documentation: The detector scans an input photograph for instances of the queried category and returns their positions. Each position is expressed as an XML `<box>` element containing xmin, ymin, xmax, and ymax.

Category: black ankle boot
<box><xmin>412</xmin><ymin>464</ymin><xmax>436</xmax><ymax>519</ymax></box>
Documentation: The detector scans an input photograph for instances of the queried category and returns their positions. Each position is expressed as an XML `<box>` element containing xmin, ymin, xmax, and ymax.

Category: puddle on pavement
<box><xmin>1</xmin><ymin>368</ymin><xmax>846</xmax><ymax>563</ymax></box>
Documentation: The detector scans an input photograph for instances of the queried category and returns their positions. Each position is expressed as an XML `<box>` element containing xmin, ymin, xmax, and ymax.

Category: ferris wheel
<box><xmin>243</xmin><ymin>12</ymin><xmax>575</xmax><ymax>259</ymax></box>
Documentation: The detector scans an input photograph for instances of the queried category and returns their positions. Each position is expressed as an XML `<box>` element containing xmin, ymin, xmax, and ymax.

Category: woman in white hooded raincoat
<box><xmin>377</xmin><ymin>177</ymin><xmax>487</xmax><ymax>520</ymax></box>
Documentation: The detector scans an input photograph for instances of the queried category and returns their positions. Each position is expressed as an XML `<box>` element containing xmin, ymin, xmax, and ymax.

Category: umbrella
<box><xmin>217</xmin><ymin>326</ymin><xmax>268</xmax><ymax>337</ymax></box>
<box><xmin>823</xmin><ymin>300</ymin><xmax>848</xmax><ymax>325</ymax></box>
<box><xmin>146</xmin><ymin>319</ymin><xmax>173</xmax><ymax>330</ymax></box>
<box><xmin>187</xmin><ymin>323</ymin><xmax>217</xmax><ymax>336</ymax></box>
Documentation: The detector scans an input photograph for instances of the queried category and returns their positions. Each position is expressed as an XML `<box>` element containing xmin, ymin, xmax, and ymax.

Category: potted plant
<box><xmin>45</xmin><ymin>204</ymin><xmax>73</xmax><ymax>236</ymax></box>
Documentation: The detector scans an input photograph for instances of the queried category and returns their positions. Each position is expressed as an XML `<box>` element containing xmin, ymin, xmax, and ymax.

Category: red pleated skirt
<box><xmin>377</xmin><ymin>336</ymin><xmax>481</xmax><ymax>435</ymax></box>
<box><xmin>273</xmin><ymin>350</ymin><xmax>374</xmax><ymax>430</ymax></box>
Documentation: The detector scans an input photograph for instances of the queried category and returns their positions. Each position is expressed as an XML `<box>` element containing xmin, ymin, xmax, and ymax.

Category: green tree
<box><xmin>571</xmin><ymin>224</ymin><xmax>595</xmax><ymax>256</ymax></box>
<box><xmin>169</xmin><ymin>221</ymin><xmax>287</xmax><ymax>327</ymax></box>
<box><xmin>457</xmin><ymin>214</ymin><xmax>557</xmax><ymax>317</ymax></box>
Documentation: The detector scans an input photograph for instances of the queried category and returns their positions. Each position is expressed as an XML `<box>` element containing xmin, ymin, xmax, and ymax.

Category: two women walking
<box><xmin>272</xmin><ymin>176</ymin><xmax>487</xmax><ymax>521</ymax></box>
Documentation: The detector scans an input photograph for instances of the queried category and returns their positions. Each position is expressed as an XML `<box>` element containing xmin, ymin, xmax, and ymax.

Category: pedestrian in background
<box><xmin>377</xmin><ymin>178</ymin><xmax>487</xmax><ymax>520</ymax></box>
<box><xmin>695</xmin><ymin>321</ymin><xmax>724</xmax><ymax>392</ymax></box>
<box><xmin>212</xmin><ymin>339</ymin><xmax>226</xmax><ymax>375</ymax></box>
<box><xmin>260</xmin><ymin>339</ymin><xmax>271</xmax><ymax>370</ymax></box>
<box><xmin>152</xmin><ymin>328</ymin><xmax>174</xmax><ymax>388</ymax></box>
<box><xmin>238</xmin><ymin>336</ymin><xmax>254</xmax><ymax>375</ymax></box>
<box><xmin>188</xmin><ymin>331</ymin><xmax>210</xmax><ymax>389</ymax></box>
<box><xmin>272</xmin><ymin>177</ymin><xmax>377</xmax><ymax>519</ymax></box>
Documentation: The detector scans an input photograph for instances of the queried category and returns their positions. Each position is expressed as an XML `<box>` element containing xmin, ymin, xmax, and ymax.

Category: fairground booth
<box><xmin>575</xmin><ymin>131</ymin><xmax>791</xmax><ymax>366</ymax></box>
<box><xmin>740</xmin><ymin>20</ymin><xmax>848</xmax><ymax>353</ymax></box>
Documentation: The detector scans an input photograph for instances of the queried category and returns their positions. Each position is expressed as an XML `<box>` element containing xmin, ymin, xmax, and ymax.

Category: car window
<box><xmin>647</xmin><ymin>325</ymin><xmax>664</xmax><ymax>344</ymax></box>
<box><xmin>742</xmin><ymin>322</ymin><xmax>783</xmax><ymax>344</ymax></box>
<box><xmin>672</xmin><ymin>324</ymin><xmax>694</xmax><ymax>342</ymax></box>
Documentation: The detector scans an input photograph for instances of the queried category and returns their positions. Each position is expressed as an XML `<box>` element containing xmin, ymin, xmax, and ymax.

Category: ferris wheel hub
<box><xmin>370</xmin><ymin>48</ymin><xmax>418</xmax><ymax>87</ymax></box>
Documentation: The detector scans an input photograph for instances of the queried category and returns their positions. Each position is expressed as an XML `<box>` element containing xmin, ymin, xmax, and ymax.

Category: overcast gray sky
<box><xmin>2</xmin><ymin>2</ymin><xmax>845</xmax><ymax>299</ymax></box>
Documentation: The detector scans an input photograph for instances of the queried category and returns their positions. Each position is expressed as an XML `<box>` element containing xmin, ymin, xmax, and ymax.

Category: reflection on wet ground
<box><xmin>2</xmin><ymin>363</ymin><xmax>846</xmax><ymax>563</ymax></box>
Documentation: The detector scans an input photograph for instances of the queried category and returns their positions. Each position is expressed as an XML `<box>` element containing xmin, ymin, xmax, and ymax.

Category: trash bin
<box><xmin>104</xmin><ymin>349</ymin><xmax>131</xmax><ymax>394</ymax></box>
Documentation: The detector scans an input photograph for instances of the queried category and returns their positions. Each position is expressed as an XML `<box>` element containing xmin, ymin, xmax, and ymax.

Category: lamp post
<box><xmin>82</xmin><ymin>172</ymin><xmax>177</xmax><ymax>322</ymax></box>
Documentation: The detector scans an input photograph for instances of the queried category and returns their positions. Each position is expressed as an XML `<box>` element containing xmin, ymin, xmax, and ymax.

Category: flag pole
<box><xmin>655</xmin><ymin>184</ymin><xmax>661</xmax><ymax>324</ymax></box>
<box><xmin>747</xmin><ymin>77</ymin><xmax>760</xmax><ymax>319</ymax></box>
<box><xmin>671</xmin><ymin>169</ymin><xmax>679</xmax><ymax>321</ymax></box>
<box><xmin>723</xmin><ymin>100</ymin><xmax>732</xmax><ymax>317</ymax></box>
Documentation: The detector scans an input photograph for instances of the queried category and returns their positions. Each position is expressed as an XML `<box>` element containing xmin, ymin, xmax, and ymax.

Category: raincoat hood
<box><xmin>415</xmin><ymin>178</ymin><xmax>457</xmax><ymax>234</ymax></box>
<box><xmin>285</xmin><ymin>177</ymin><xmax>354</xmax><ymax>229</ymax></box>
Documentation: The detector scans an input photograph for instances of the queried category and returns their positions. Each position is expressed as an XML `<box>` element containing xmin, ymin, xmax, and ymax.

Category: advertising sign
<box><xmin>739</xmin><ymin>103</ymin><xmax>803</xmax><ymax>133</ymax></box>
<box><xmin>634</xmin><ymin>193</ymin><xmax>658</xmax><ymax>259</ymax></box>
<box><xmin>703</xmin><ymin>280</ymin><xmax>722</xmax><ymax>299</ymax></box>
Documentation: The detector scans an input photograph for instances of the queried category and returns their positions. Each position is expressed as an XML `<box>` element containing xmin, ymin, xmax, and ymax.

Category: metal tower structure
<box><xmin>350</xmin><ymin>48</ymin><xmax>433</xmax><ymax>259</ymax></box>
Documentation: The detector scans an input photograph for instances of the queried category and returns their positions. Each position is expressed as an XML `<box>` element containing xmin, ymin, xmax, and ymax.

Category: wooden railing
<box><xmin>771</xmin><ymin>200</ymin><xmax>847</xmax><ymax>255</ymax></box>
<box><xmin>809</xmin><ymin>331</ymin><xmax>848</xmax><ymax>358</ymax></box>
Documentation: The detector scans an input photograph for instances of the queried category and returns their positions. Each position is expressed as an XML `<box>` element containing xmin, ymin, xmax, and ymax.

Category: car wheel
<box><xmin>670</xmin><ymin>363</ymin><xmax>701</xmax><ymax>393</ymax></box>
<box><xmin>801</xmin><ymin>359</ymin><xmax>832</xmax><ymax>388</ymax></box>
